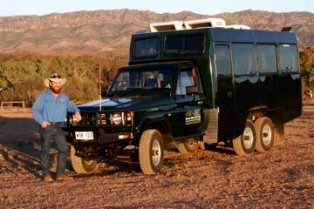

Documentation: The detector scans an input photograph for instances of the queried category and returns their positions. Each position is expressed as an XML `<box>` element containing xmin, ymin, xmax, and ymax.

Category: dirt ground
<box><xmin>0</xmin><ymin>106</ymin><xmax>314</xmax><ymax>209</ymax></box>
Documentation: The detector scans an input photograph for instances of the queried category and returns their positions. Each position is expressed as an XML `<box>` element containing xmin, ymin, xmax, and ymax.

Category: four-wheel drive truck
<box><xmin>63</xmin><ymin>18</ymin><xmax>302</xmax><ymax>175</ymax></box>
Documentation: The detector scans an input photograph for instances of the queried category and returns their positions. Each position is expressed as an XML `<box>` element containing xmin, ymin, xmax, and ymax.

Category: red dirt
<box><xmin>0</xmin><ymin>106</ymin><xmax>314</xmax><ymax>208</ymax></box>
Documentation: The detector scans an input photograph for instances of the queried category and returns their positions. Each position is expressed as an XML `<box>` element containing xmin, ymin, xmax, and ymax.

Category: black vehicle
<box><xmin>64</xmin><ymin>18</ymin><xmax>302</xmax><ymax>175</ymax></box>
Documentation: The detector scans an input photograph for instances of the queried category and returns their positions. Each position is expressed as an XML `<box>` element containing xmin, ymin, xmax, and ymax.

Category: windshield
<box><xmin>108</xmin><ymin>67</ymin><xmax>175</xmax><ymax>96</ymax></box>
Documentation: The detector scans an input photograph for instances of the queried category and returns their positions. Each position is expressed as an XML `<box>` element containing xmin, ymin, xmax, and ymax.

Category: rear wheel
<box><xmin>233</xmin><ymin>120</ymin><xmax>256</xmax><ymax>156</ymax></box>
<box><xmin>177</xmin><ymin>140</ymin><xmax>199</xmax><ymax>154</ymax></box>
<box><xmin>139</xmin><ymin>129</ymin><xmax>164</xmax><ymax>174</ymax></box>
<box><xmin>70</xmin><ymin>146</ymin><xmax>97</xmax><ymax>174</ymax></box>
<box><xmin>255</xmin><ymin>117</ymin><xmax>274</xmax><ymax>152</ymax></box>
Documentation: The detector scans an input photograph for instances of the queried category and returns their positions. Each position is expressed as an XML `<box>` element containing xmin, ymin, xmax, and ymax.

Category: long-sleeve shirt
<box><xmin>32</xmin><ymin>89</ymin><xmax>80</xmax><ymax>125</ymax></box>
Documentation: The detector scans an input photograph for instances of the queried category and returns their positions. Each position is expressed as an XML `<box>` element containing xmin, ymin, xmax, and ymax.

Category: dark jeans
<box><xmin>39</xmin><ymin>125</ymin><xmax>69</xmax><ymax>176</ymax></box>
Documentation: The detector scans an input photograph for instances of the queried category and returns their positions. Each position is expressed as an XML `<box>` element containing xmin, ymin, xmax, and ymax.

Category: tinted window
<box><xmin>279</xmin><ymin>44</ymin><xmax>298</xmax><ymax>73</ymax></box>
<box><xmin>165</xmin><ymin>34</ymin><xmax>205</xmax><ymax>55</ymax></box>
<box><xmin>232</xmin><ymin>43</ymin><xmax>256</xmax><ymax>75</ymax></box>
<box><xmin>134</xmin><ymin>37</ymin><xmax>158</xmax><ymax>58</ymax></box>
<box><xmin>215</xmin><ymin>45</ymin><xmax>231</xmax><ymax>76</ymax></box>
<box><xmin>257</xmin><ymin>44</ymin><xmax>277</xmax><ymax>73</ymax></box>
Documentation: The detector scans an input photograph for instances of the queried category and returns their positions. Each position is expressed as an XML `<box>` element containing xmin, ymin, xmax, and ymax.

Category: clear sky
<box><xmin>0</xmin><ymin>0</ymin><xmax>313</xmax><ymax>17</ymax></box>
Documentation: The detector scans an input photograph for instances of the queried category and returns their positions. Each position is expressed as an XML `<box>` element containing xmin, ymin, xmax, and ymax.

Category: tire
<box><xmin>139</xmin><ymin>129</ymin><xmax>164</xmax><ymax>175</ymax></box>
<box><xmin>70</xmin><ymin>146</ymin><xmax>97</xmax><ymax>174</ymax></box>
<box><xmin>254</xmin><ymin>117</ymin><xmax>274</xmax><ymax>152</ymax></box>
<box><xmin>177</xmin><ymin>140</ymin><xmax>199</xmax><ymax>154</ymax></box>
<box><xmin>233</xmin><ymin>120</ymin><xmax>256</xmax><ymax>156</ymax></box>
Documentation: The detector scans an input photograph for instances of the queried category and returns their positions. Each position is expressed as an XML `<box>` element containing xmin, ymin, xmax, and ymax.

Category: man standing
<box><xmin>32</xmin><ymin>73</ymin><xmax>81</xmax><ymax>182</ymax></box>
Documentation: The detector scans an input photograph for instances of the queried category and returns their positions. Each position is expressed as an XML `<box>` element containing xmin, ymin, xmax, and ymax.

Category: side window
<box><xmin>215</xmin><ymin>45</ymin><xmax>231</xmax><ymax>76</ymax></box>
<box><xmin>279</xmin><ymin>44</ymin><xmax>298</xmax><ymax>73</ymax></box>
<box><xmin>232</xmin><ymin>43</ymin><xmax>257</xmax><ymax>75</ymax></box>
<box><xmin>112</xmin><ymin>72</ymin><xmax>129</xmax><ymax>91</ymax></box>
<box><xmin>257</xmin><ymin>44</ymin><xmax>277</xmax><ymax>73</ymax></box>
<box><xmin>176</xmin><ymin>68</ymin><xmax>202</xmax><ymax>95</ymax></box>
<box><xmin>165</xmin><ymin>34</ymin><xmax>205</xmax><ymax>55</ymax></box>
<box><xmin>134</xmin><ymin>37</ymin><xmax>158</xmax><ymax>58</ymax></box>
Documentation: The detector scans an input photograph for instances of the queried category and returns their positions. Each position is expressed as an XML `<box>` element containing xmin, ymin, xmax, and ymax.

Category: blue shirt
<box><xmin>32</xmin><ymin>89</ymin><xmax>79</xmax><ymax>125</ymax></box>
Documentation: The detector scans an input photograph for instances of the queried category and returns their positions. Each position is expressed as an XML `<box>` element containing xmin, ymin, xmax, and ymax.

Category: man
<box><xmin>32</xmin><ymin>73</ymin><xmax>81</xmax><ymax>182</ymax></box>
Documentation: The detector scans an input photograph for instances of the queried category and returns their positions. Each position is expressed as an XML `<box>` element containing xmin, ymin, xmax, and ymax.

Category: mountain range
<box><xmin>0</xmin><ymin>9</ymin><xmax>313</xmax><ymax>53</ymax></box>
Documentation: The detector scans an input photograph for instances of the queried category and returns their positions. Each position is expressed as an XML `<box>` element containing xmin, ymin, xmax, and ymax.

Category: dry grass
<box><xmin>0</xmin><ymin>106</ymin><xmax>314</xmax><ymax>208</ymax></box>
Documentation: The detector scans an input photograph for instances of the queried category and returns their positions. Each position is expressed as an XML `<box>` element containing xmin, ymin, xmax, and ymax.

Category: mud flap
<box><xmin>199</xmin><ymin>108</ymin><xmax>218</xmax><ymax>145</ymax></box>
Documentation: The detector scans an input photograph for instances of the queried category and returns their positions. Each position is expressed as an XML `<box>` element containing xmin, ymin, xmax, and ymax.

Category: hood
<box><xmin>77</xmin><ymin>96</ymin><xmax>172</xmax><ymax>111</ymax></box>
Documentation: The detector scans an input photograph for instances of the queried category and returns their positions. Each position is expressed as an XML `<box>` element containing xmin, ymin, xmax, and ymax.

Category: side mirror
<box><xmin>186</xmin><ymin>86</ymin><xmax>198</xmax><ymax>95</ymax></box>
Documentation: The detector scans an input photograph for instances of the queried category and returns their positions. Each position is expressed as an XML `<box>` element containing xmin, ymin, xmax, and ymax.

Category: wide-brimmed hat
<box><xmin>44</xmin><ymin>73</ymin><xmax>67</xmax><ymax>87</ymax></box>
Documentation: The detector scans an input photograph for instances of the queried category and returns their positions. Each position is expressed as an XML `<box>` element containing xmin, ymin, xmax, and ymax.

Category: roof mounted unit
<box><xmin>184</xmin><ymin>18</ymin><xmax>226</xmax><ymax>29</ymax></box>
<box><xmin>150</xmin><ymin>21</ymin><xmax>184</xmax><ymax>32</ymax></box>
<box><xmin>149</xmin><ymin>18</ymin><xmax>227</xmax><ymax>32</ymax></box>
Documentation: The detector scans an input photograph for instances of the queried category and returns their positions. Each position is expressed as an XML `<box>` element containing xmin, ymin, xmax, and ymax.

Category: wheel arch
<box><xmin>140</xmin><ymin>116</ymin><xmax>173</xmax><ymax>136</ymax></box>
<box><xmin>139</xmin><ymin>117</ymin><xmax>176</xmax><ymax>149</ymax></box>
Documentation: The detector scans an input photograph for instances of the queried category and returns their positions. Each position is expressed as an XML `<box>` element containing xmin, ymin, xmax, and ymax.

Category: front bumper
<box><xmin>65</xmin><ymin>126</ymin><xmax>135</xmax><ymax>145</ymax></box>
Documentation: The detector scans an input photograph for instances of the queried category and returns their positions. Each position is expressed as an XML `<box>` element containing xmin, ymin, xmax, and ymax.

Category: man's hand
<box><xmin>41</xmin><ymin>121</ymin><xmax>50</xmax><ymax>128</ymax></box>
<box><xmin>74</xmin><ymin>112</ymin><xmax>82</xmax><ymax>121</ymax></box>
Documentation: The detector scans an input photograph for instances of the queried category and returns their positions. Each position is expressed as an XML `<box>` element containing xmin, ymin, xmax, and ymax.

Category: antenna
<box><xmin>99</xmin><ymin>59</ymin><xmax>102</xmax><ymax>111</ymax></box>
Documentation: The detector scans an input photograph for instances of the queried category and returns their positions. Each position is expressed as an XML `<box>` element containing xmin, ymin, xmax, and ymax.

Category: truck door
<box><xmin>215</xmin><ymin>44</ymin><xmax>236</xmax><ymax>140</ymax></box>
<box><xmin>172</xmin><ymin>67</ymin><xmax>205</xmax><ymax>137</ymax></box>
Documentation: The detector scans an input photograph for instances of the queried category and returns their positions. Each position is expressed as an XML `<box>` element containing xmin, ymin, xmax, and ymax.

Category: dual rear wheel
<box><xmin>233</xmin><ymin>117</ymin><xmax>274</xmax><ymax>156</ymax></box>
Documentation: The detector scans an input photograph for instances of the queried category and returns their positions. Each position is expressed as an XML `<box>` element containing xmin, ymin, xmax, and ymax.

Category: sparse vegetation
<box><xmin>0</xmin><ymin>47</ymin><xmax>313</xmax><ymax>105</ymax></box>
<box><xmin>0</xmin><ymin>50</ymin><xmax>128</xmax><ymax>105</ymax></box>
<box><xmin>300</xmin><ymin>46</ymin><xmax>314</xmax><ymax>92</ymax></box>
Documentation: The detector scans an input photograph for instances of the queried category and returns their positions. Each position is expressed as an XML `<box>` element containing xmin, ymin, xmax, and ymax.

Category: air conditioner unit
<box><xmin>149</xmin><ymin>18</ymin><xmax>227</xmax><ymax>32</ymax></box>
<box><xmin>184</xmin><ymin>18</ymin><xmax>226</xmax><ymax>29</ymax></box>
<box><xmin>149</xmin><ymin>21</ymin><xmax>184</xmax><ymax>32</ymax></box>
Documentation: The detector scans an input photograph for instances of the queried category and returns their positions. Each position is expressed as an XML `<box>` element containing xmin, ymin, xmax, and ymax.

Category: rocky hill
<box><xmin>0</xmin><ymin>9</ymin><xmax>313</xmax><ymax>52</ymax></box>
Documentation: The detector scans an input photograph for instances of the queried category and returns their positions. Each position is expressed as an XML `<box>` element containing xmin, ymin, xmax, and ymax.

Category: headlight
<box><xmin>112</xmin><ymin>113</ymin><xmax>122</xmax><ymax>124</ymax></box>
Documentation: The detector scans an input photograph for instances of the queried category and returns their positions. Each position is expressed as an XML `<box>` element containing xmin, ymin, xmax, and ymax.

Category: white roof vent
<box><xmin>184</xmin><ymin>18</ymin><xmax>226</xmax><ymax>29</ymax></box>
<box><xmin>150</xmin><ymin>21</ymin><xmax>184</xmax><ymax>32</ymax></box>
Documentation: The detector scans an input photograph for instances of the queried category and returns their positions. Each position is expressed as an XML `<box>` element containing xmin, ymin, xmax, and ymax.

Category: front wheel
<box><xmin>70</xmin><ymin>146</ymin><xmax>97</xmax><ymax>174</ymax></box>
<box><xmin>233</xmin><ymin>120</ymin><xmax>256</xmax><ymax>156</ymax></box>
<box><xmin>139</xmin><ymin>129</ymin><xmax>164</xmax><ymax>174</ymax></box>
<box><xmin>255</xmin><ymin>117</ymin><xmax>274</xmax><ymax>152</ymax></box>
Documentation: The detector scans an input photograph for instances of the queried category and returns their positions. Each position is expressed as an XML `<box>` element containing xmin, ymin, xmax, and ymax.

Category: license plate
<box><xmin>75</xmin><ymin>132</ymin><xmax>93</xmax><ymax>140</ymax></box>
